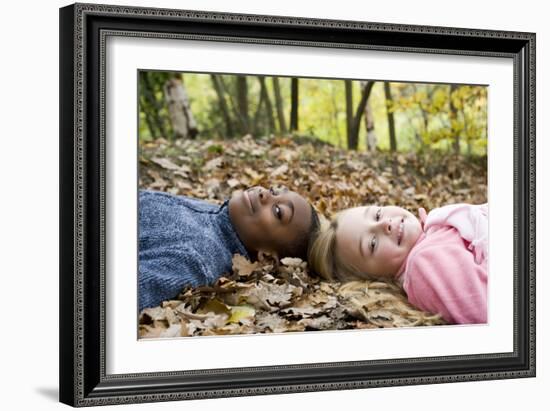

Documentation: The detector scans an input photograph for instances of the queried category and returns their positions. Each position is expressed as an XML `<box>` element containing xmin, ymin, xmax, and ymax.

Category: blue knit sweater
<box><xmin>138</xmin><ymin>190</ymin><xmax>249</xmax><ymax>311</ymax></box>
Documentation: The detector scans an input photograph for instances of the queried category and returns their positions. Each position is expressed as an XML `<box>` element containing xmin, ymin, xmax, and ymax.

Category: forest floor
<box><xmin>138</xmin><ymin>134</ymin><xmax>487</xmax><ymax>338</ymax></box>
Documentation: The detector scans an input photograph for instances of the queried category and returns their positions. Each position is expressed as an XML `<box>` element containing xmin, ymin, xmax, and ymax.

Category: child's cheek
<box><xmin>257</xmin><ymin>209</ymin><xmax>275</xmax><ymax>235</ymax></box>
<box><xmin>380</xmin><ymin>243</ymin><xmax>403</xmax><ymax>268</ymax></box>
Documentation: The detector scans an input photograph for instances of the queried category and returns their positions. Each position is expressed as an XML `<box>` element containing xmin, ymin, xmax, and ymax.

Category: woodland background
<box><xmin>139</xmin><ymin>72</ymin><xmax>488</xmax><ymax>155</ymax></box>
<box><xmin>137</xmin><ymin>71</ymin><xmax>488</xmax><ymax>338</ymax></box>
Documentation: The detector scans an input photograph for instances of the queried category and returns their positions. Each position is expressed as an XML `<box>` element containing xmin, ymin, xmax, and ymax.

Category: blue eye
<box><xmin>370</xmin><ymin>236</ymin><xmax>377</xmax><ymax>252</ymax></box>
<box><xmin>375</xmin><ymin>208</ymin><xmax>381</xmax><ymax>221</ymax></box>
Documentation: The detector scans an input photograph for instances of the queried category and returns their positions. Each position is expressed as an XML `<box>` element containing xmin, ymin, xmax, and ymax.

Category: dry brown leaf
<box><xmin>280</xmin><ymin>257</ymin><xmax>304</xmax><ymax>267</ymax></box>
<box><xmin>271</xmin><ymin>164</ymin><xmax>289</xmax><ymax>177</ymax></box>
<box><xmin>203</xmin><ymin>157</ymin><xmax>224</xmax><ymax>171</ymax></box>
<box><xmin>232</xmin><ymin>254</ymin><xmax>261</xmax><ymax>278</ymax></box>
<box><xmin>227</xmin><ymin>178</ymin><xmax>241</xmax><ymax>188</ymax></box>
<box><xmin>255</xmin><ymin>312</ymin><xmax>289</xmax><ymax>333</ymax></box>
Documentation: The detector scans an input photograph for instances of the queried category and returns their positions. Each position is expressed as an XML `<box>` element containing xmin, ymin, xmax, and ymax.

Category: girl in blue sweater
<box><xmin>139</xmin><ymin>186</ymin><xmax>319</xmax><ymax>311</ymax></box>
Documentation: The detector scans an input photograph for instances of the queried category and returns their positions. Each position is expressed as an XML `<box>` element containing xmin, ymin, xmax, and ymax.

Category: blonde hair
<box><xmin>308</xmin><ymin>212</ymin><xmax>366</xmax><ymax>282</ymax></box>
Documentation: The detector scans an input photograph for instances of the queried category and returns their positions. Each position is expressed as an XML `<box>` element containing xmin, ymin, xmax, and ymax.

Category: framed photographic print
<box><xmin>59</xmin><ymin>2</ymin><xmax>536</xmax><ymax>407</ymax></box>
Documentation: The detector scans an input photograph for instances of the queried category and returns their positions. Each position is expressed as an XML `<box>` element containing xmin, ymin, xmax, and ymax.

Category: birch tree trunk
<box><xmin>351</xmin><ymin>81</ymin><xmax>374</xmax><ymax>150</ymax></box>
<box><xmin>346</xmin><ymin>80</ymin><xmax>374</xmax><ymax>150</ymax></box>
<box><xmin>164</xmin><ymin>77</ymin><xmax>198</xmax><ymax>140</ymax></box>
<box><xmin>364</xmin><ymin>99</ymin><xmax>377</xmax><ymax>151</ymax></box>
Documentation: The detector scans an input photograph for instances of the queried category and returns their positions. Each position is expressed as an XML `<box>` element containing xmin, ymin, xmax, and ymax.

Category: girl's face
<box><xmin>228</xmin><ymin>186</ymin><xmax>312</xmax><ymax>256</ymax></box>
<box><xmin>335</xmin><ymin>205</ymin><xmax>422</xmax><ymax>278</ymax></box>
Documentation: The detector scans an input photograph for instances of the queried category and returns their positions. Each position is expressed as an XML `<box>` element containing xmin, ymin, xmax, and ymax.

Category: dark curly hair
<box><xmin>279</xmin><ymin>204</ymin><xmax>321</xmax><ymax>261</ymax></box>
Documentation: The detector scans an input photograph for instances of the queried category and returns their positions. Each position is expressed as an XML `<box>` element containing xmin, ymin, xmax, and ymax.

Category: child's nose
<box><xmin>257</xmin><ymin>188</ymin><xmax>271</xmax><ymax>204</ymax></box>
<box><xmin>375</xmin><ymin>218</ymin><xmax>392</xmax><ymax>234</ymax></box>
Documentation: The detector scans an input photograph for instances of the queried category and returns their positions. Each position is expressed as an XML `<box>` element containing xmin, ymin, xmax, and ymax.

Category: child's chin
<box><xmin>229</xmin><ymin>190</ymin><xmax>244</xmax><ymax>206</ymax></box>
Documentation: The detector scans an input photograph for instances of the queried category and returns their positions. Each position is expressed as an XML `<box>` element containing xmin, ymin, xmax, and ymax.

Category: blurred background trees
<box><xmin>138</xmin><ymin>71</ymin><xmax>487</xmax><ymax>157</ymax></box>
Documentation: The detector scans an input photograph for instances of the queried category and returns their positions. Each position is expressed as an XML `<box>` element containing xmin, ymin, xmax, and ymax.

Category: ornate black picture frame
<box><xmin>59</xmin><ymin>3</ymin><xmax>535</xmax><ymax>407</ymax></box>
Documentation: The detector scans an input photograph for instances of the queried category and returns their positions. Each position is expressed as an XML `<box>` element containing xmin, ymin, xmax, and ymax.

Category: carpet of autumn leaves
<box><xmin>138</xmin><ymin>134</ymin><xmax>487</xmax><ymax>338</ymax></box>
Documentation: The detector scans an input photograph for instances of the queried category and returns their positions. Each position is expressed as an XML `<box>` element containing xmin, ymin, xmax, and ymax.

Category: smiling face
<box><xmin>228</xmin><ymin>186</ymin><xmax>313</xmax><ymax>258</ymax></box>
<box><xmin>335</xmin><ymin>205</ymin><xmax>423</xmax><ymax>278</ymax></box>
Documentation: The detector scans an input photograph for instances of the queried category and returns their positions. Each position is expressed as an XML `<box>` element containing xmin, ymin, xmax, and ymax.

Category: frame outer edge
<box><xmin>75</xmin><ymin>2</ymin><xmax>88</xmax><ymax>406</ymax></box>
<box><xmin>64</xmin><ymin>3</ymin><xmax>537</xmax><ymax>407</ymax></box>
<box><xmin>59</xmin><ymin>3</ymin><xmax>77</xmax><ymax>407</ymax></box>
<box><xmin>528</xmin><ymin>33</ymin><xmax>536</xmax><ymax>376</ymax></box>
<box><xmin>74</xmin><ymin>2</ymin><xmax>534</xmax><ymax>40</ymax></box>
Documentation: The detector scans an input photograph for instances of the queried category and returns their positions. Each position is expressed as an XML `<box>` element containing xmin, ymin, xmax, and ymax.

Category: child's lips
<box><xmin>243</xmin><ymin>190</ymin><xmax>254</xmax><ymax>214</ymax></box>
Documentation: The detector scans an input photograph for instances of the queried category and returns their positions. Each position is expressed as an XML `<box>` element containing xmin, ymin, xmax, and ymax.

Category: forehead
<box><xmin>335</xmin><ymin>207</ymin><xmax>365</xmax><ymax>247</ymax></box>
<box><xmin>287</xmin><ymin>191</ymin><xmax>311</xmax><ymax>222</ymax></box>
<box><xmin>338</xmin><ymin>206</ymin><xmax>367</xmax><ymax>228</ymax></box>
<box><xmin>287</xmin><ymin>190</ymin><xmax>306</xmax><ymax>204</ymax></box>
<box><xmin>332</xmin><ymin>216</ymin><xmax>359</xmax><ymax>272</ymax></box>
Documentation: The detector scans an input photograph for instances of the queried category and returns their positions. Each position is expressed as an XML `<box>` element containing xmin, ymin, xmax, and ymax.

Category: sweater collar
<box><xmin>217</xmin><ymin>200</ymin><xmax>251</xmax><ymax>260</ymax></box>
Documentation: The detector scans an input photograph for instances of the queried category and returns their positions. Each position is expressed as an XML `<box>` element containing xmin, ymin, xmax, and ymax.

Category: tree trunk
<box><xmin>142</xmin><ymin>72</ymin><xmax>169</xmax><ymax>139</ymax></box>
<box><xmin>140</xmin><ymin>94</ymin><xmax>158</xmax><ymax>138</ymax></box>
<box><xmin>252</xmin><ymin>78</ymin><xmax>267</xmax><ymax>136</ymax></box>
<box><xmin>345</xmin><ymin>81</ymin><xmax>375</xmax><ymax>150</ymax></box>
<box><xmin>413</xmin><ymin>85</ymin><xmax>428</xmax><ymax>148</ymax></box>
<box><xmin>258</xmin><ymin>76</ymin><xmax>276</xmax><ymax>134</ymax></box>
<box><xmin>163</xmin><ymin>75</ymin><xmax>198</xmax><ymax>140</ymax></box>
<box><xmin>330</xmin><ymin>84</ymin><xmax>343</xmax><ymax>148</ymax></box>
<box><xmin>290</xmin><ymin>77</ymin><xmax>299</xmax><ymax>132</ymax></box>
<box><xmin>221</xmin><ymin>77</ymin><xmax>247</xmax><ymax>135</ymax></box>
<box><xmin>210</xmin><ymin>74</ymin><xmax>234</xmax><ymax>138</ymax></box>
<box><xmin>345</xmin><ymin>80</ymin><xmax>354</xmax><ymax>149</ymax></box>
<box><xmin>450</xmin><ymin>84</ymin><xmax>460</xmax><ymax>155</ymax></box>
<box><xmin>349</xmin><ymin>81</ymin><xmax>375</xmax><ymax>150</ymax></box>
<box><xmin>384</xmin><ymin>82</ymin><xmax>397</xmax><ymax>152</ymax></box>
<box><xmin>236</xmin><ymin>76</ymin><xmax>250</xmax><ymax>134</ymax></box>
<box><xmin>462</xmin><ymin>106</ymin><xmax>471</xmax><ymax>156</ymax></box>
<box><xmin>272</xmin><ymin>77</ymin><xmax>287</xmax><ymax>134</ymax></box>
<box><xmin>420</xmin><ymin>107</ymin><xmax>429</xmax><ymax>135</ymax></box>
<box><xmin>364</xmin><ymin>99</ymin><xmax>377</xmax><ymax>151</ymax></box>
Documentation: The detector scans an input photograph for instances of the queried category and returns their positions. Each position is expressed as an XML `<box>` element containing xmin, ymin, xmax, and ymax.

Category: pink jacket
<box><xmin>396</xmin><ymin>204</ymin><xmax>488</xmax><ymax>324</ymax></box>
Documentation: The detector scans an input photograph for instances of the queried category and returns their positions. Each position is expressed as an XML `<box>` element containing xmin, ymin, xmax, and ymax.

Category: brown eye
<box><xmin>375</xmin><ymin>208</ymin><xmax>381</xmax><ymax>221</ymax></box>
<box><xmin>272</xmin><ymin>204</ymin><xmax>283</xmax><ymax>220</ymax></box>
<box><xmin>269</xmin><ymin>187</ymin><xmax>276</xmax><ymax>196</ymax></box>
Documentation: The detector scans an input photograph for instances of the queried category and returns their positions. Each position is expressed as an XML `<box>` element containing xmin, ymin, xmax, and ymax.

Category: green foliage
<box><xmin>207</xmin><ymin>144</ymin><xmax>224</xmax><ymax>154</ymax></box>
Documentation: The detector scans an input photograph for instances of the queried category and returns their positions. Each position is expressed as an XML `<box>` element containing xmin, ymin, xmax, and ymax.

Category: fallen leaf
<box><xmin>280</xmin><ymin>257</ymin><xmax>304</xmax><ymax>267</ymax></box>
<box><xmin>271</xmin><ymin>164</ymin><xmax>288</xmax><ymax>177</ymax></box>
<box><xmin>198</xmin><ymin>298</ymin><xmax>231</xmax><ymax>316</ymax></box>
<box><xmin>228</xmin><ymin>305</ymin><xmax>256</xmax><ymax>324</ymax></box>
<box><xmin>232</xmin><ymin>254</ymin><xmax>261</xmax><ymax>278</ymax></box>
<box><xmin>227</xmin><ymin>178</ymin><xmax>241</xmax><ymax>188</ymax></box>
<box><xmin>203</xmin><ymin>157</ymin><xmax>224</xmax><ymax>171</ymax></box>
<box><xmin>255</xmin><ymin>312</ymin><xmax>289</xmax><ymax>333</ymax></box>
